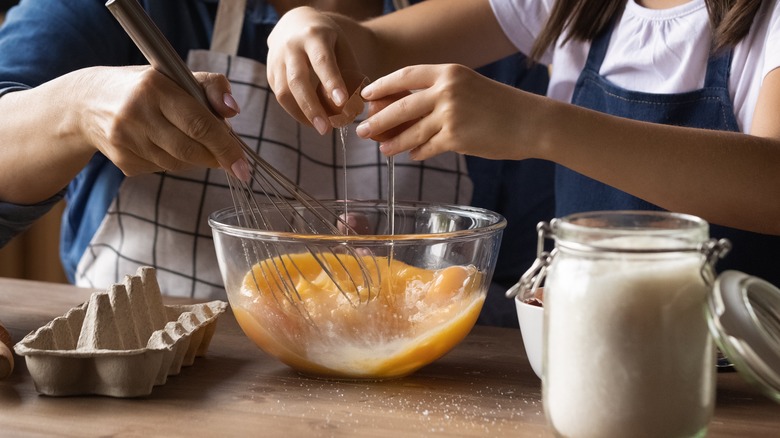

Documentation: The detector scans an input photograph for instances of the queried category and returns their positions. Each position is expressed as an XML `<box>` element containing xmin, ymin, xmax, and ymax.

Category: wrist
<box><xmin>62</xmin><ymin>68</ymin><xmax>104</xmax><ymax>159</ymax></box>
<box><xmin>510</xmin><ymin>90</ymin><xmax>556</xmax><ymax>161</ymax></box>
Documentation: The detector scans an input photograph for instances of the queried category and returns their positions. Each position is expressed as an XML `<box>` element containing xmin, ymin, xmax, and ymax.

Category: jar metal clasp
<box><xmin>506</xmin><ymin>220</ymin><xmax>732</xmax><ymax>301</ymax></box>
<box><xmin>506</xmin><ymin>221</ymin><xmax>555</xmax><ymax>301</ymax></box>
<box><xmin>699</xmin><ymin>238</ymin><xmax>732</xmax><ymax>286</ymax></box>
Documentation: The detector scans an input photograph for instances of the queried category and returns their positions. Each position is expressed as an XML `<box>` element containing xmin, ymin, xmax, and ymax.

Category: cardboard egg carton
<box><xmin>14</xmin><ymin>267</ymin><xmax>227</xmax><ymax>397</ymax></box>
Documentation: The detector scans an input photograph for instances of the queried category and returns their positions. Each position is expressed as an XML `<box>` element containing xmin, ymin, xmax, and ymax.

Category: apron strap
<box><xmin>211</xmin><ymin>0</ymin><xmax>247</xmax><ymax>56</ymax></box>
<box><xmin>703</xmin><ymin>49</ymin><xmax>732</xmax><ymax>89</ymax></box>
<box><xmin>583</xmin><ymin>17</ymin><xmax>617</xmax><ymax>74</ymax></box>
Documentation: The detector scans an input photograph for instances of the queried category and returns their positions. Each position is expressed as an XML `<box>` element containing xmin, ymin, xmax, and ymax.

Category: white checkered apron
<box><xmin>74</xmin><ymin>0</ymin><xmax>472</xmax><ymax>298</ymax></box>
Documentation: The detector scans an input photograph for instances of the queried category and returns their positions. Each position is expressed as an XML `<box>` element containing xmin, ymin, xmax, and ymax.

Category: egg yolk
<box><xmin>231</xmin><ymin>252</ymin><xmax>484</xmax><ymax>379</ymax></box>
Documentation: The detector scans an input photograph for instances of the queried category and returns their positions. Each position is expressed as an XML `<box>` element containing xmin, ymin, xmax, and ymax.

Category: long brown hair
<box><xmin>529</xmin><ymin>0</ymin><xmax>762</xmax><ymax>62</ymax></box>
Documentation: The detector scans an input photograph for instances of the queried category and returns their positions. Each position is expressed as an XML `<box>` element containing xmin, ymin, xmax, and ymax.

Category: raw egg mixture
<box><xmin>231</xmin><ymin>252</ymin><xmax>485</xmax><ymax>379</ymax></box>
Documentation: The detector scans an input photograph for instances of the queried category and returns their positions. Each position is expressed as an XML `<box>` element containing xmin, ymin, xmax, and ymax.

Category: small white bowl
<box><xmin>514</xmin><ymin>297</ymin><xmax>543</xmax><ymax>379</ymax></box>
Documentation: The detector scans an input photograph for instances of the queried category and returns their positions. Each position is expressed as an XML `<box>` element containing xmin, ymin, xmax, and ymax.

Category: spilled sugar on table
<box><xmin>0</xmin><ymin>277</ymin><xmax>777</xmax><ymax>437</ymax></box>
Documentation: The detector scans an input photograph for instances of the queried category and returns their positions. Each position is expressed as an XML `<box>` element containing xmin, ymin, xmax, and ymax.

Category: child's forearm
<box><xmin>538</xmin><ymin>100</ymin><xmax>780</xmax><ymax>235</ymax></box>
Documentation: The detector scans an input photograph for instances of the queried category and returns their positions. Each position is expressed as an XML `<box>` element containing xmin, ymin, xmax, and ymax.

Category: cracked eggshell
<box><xmin>318</xmin><ymin>71</ymin><xmax>369</xmax><ymax>128</ymax></box>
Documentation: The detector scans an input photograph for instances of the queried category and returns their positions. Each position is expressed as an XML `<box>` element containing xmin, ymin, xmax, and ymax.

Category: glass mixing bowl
<box><xmin>209</xmin><ymin>200</ymin><xmax>505</xmax><ymax>380</ymax></box>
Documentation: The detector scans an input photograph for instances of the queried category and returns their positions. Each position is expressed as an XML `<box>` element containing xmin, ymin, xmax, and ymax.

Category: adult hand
<box><xmin>356</xmin><ymin>64</ymin><xmax>538</xmax><ymax>161</ymax></box>
<box><xmin>77</xmin><ymin>65</ymin><xmax>247</xmax><ymax>178</ymax></box>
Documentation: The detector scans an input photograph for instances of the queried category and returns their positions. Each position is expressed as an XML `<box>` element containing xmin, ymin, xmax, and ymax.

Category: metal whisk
<box><xmin>106</xmin><ymin>0</ymin><xmax>380</xmax><ymax>306</ymax></box>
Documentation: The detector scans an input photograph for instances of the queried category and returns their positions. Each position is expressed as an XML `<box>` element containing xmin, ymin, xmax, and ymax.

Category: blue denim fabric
<box><xmin>559</xmin><ymin>20</ymin><xmax>780</xmax><ymax>286</ymax></box>
<box><xmin>467</xmin><ymin>62</ymin><xmax>553</xmax><ymax>328</ymax></box>
<box><xmin>0</xmin><ymin>0</ymin><xmax>279</xmax><ymax>279</ymax></box>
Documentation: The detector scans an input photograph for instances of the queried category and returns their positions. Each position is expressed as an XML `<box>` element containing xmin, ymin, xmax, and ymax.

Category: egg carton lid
<box><xmin>14</xmin><ymin>267</ymin><xmax>227</xmax><ymax>397</ymax></box>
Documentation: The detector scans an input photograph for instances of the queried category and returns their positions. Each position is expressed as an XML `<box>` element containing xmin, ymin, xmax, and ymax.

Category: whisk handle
<box><xmin>105</xmin><ymin>0</ymin><xmax>211</xmax><ymax>110</ymax></box>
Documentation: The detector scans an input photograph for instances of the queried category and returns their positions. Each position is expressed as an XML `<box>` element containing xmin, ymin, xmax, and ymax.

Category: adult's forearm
<box><xmin>0</xmin><ymin>72</ymin><xmax>94</xmax><ymax>205</ymax></box>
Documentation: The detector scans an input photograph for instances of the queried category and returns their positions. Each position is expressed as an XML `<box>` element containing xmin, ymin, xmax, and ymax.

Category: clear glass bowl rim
<box><xmin>208</xmin><ymin>200</ymin><xmax>507</xmax><ymax>243</ymax></box>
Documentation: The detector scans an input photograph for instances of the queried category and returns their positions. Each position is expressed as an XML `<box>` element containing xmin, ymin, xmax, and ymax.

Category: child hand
<box><xmin>266</xmin><ymin>7</ymin><xmax>362</xmax><ymax>135</ymax></box>
<box><xmin>356</xmin><ymin>64</ymin><xmax>530</xmax><ymax>161</ymax></box>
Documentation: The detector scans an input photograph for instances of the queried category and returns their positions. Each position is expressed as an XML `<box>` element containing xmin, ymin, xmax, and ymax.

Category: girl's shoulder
<box><xmin>488</xmin><ymin>0</ymin><xmax>556</xmax><ymax>63</ymax></box>
<box><xmin>734</xmin><ymin>0</ymin><xmax>780</xmax><ymax>80</ymax></box>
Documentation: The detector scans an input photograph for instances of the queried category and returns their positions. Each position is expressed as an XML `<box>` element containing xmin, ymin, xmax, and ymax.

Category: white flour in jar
<box><xmin>543</xmin><ymin>237</ymin><xmax>714</xmax><ymax>438</ymax></box>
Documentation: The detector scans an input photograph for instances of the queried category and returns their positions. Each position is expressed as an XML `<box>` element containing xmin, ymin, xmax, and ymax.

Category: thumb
<box><xmin>192</xmin><ymin>72</ymin><xmax>249</xmax><ymax>181</ymax></box>
<box><xmin>196</xmin><ymin>72</ymin><xmax>241</xmax><ymax>118</ymax></box>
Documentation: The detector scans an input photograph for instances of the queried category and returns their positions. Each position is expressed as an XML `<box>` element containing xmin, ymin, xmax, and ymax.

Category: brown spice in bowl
<box><xmin>524</xmin><ymin>288</ymin><xmax>545</xmax><ymax>308</ymax></box>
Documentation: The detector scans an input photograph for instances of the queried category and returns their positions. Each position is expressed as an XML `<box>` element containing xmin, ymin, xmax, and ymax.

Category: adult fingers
<box><xmin>156</xmin><ymin>77</ymin><xmax>248</xmax><ymax>179</ymax></box>
<box><xmin>196</xmin><ymin>72</ymin><xmax>240</xmax><ymax>118</ymax></box>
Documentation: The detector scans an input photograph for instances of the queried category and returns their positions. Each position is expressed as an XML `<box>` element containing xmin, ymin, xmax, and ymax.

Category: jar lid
<box><xmin>710</xmin><ymin>270</ymin><xmax>780</xmax><ymax>402</ymax></box>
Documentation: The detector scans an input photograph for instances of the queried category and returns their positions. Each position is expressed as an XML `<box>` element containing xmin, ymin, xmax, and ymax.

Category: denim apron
<box><xmin>556</xmin><ymin>20</ymin><xmax>780</xmax><ymax>285</ymax></box>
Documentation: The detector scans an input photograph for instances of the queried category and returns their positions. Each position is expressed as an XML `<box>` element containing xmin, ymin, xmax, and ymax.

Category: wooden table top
<box><xmin>0</xmin><ymin>277</ymin><xmax>777</xmax><ymax>437</ymax></box>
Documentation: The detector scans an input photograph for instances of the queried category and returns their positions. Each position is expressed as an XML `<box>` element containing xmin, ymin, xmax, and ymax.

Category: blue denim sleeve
<box><xmin>0</xmin><ymin>0</ymin><xmax>272</xmax><ymax>264</ymax></box>
<box><xmin>0</xmin><ymin>0</ymin><xmax>131</xmax><ymax>248</ymax></box>
<box><xmin>0</xmin><ymin>81</ymin><xmax>59</xmax><ymax>247</ymax></box>
<box><xmin>0</xmin><ymin>0</ymin><xmax>141</xmax><ymax>87</ymax></box>
<box><xmin>0</xmin><ymin>193</ymin><xmax>65</xmax><ymax>248</ymax></box>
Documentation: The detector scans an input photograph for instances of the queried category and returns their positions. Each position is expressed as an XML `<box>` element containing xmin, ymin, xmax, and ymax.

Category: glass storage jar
<box><xmin>519</xmin><ymin>211</ymin><xmax>730</xmax><ymax>438</ymax></box>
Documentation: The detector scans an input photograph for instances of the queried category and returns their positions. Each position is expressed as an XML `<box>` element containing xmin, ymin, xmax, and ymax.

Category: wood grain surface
<box><xmin>0</xmin><ymin>278</ymin><xmax>776</xmax><ymax>437</ymax></box>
